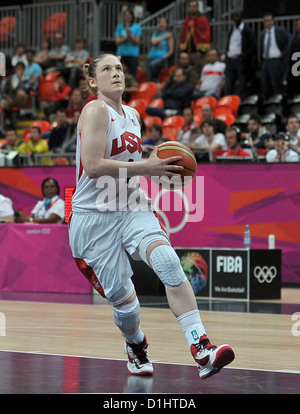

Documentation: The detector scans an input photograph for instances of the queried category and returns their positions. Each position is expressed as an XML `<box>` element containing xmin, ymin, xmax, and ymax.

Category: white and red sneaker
<box><xmin>190</xmin><ymin>334</ymin><xmax>235</xmax><ymax>379</ymax></box>
<box><xmin>124</xmin><ymin>336</ymin><xmax>154</xmax><ymax>376</ymax></box>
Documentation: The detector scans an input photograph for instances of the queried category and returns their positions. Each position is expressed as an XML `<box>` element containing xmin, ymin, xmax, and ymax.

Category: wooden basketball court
<box><xmin>0</xmin><ymin>288</ymin><xmax>299</xmax><ymax>395</ymax></box>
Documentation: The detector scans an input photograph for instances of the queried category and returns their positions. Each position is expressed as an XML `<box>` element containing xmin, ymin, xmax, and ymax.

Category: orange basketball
<box><xmin>157</xmin><ymin>141</ymin><xmax>197</xmax><ymax>185</ymax></box>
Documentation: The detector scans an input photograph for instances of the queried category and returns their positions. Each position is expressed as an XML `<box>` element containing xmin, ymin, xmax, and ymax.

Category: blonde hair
<box><xmin>83</xmin><ymin>52</ymin><xmax>122</xmax><ymax>97</ymax></box>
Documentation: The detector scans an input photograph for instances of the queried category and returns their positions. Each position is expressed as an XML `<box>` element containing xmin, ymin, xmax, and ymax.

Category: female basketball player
<box><xmin>68</xmin><ymin>52</ymin><xmax>234</xmax><ymax>379</ymax></box>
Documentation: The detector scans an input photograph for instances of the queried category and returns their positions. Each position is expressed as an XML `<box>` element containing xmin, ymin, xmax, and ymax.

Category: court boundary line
<box><xmin>0</xmin><ymin>348</ymin><xmax>299</xmax><ymax>376</ymax></box>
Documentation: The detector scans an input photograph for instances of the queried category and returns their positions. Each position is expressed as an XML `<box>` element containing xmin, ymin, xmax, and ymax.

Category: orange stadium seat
<box><xmin>127</xmin><ymin>98</ymin><xmax>148</xmax><ymax>117</ymax></box>
<box><xmin>162</xmin><ymin>126</ymin><xmax>179</xmax><ymax>141</ymax></box>
<box><xmin>193</xmin><ymin>96</ymin><xmax>218</xmax><ymax>110</ymax></box>
<box><xmin>38</xmin><ymin>81</ymin><xmax>55</xmax><ymax>101</ymax></box>
<box><xmin>131</xmin><ymin>82</ymin><xmax>157</xmax><ymax>102</ymax></box>
<box><xmin>217</xmin><ymin>95</ymin><xmax>241</xmax><ymax>117</ymax></box>
<box><xmin>194</xmin><ymin>114</ymin><xmax>203</xmax><ymax>125</ymax></box>
<box><xmin>162</xmin><ymin>115</ymin><xmax>185</xmax><ymax>129</ymax></box>
<box><xmin>32</xmin><ymin>120</ymin><xmax>51</xmax><ymax>133</ymax></box>
<box><xmin>147</xmin><ymin>98</ymin><xmax>164</xmax><ymax>108</ymax></box>
<box><xmin>159</xmin><ymin>64</ymin><xmax>176</xmax><ymax>83</ymax></box>
<box><xmin>0</xmin><ymin>16</ymin><xmax>16</xmax><ymax>41</ymax></box>
<box><xmin>44</xmin><ymin>71</ymin><xmax>60</xmax><ymax>82</ymax></box>
<box><xmin>143</xmin><ymin>116</ymin><xmax>162</xmax><ymax>134</ymax></box>
<box><xmin>37</xmin><ymin>71</ymin><xmax>60</xmax><ymax>101</ymax></box>
<box><xmin>213</xmin><ymin>105</ymin><xmax>235</xmax><ymax>117</ymax></box>
<box><xmin>215</xmin><ymin>113</ymin><xmax>236</xmax><ymax>127</ymax></box>
<box><xmin>43</xmin><ymin>12</ymin><xmax>66</xmax><ymax>37</ymax></box>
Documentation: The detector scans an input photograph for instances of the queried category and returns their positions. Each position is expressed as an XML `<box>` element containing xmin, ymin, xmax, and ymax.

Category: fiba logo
<box><xmin>253</xmin><ymin>266</ymin><xmax>277</xmax><ymax>283</ymax></box>
<box><xmin>180</xmin><ymin>252</ymin><xmax>208</xmax><ymax>294</ymax></box>
<box><xmin>216</xmin><ymin>256</ymin><xmax>243</xmax><ymax>273</ymax></box>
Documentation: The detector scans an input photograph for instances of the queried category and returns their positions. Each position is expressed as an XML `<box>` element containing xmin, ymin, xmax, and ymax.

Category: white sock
<box><xmin>123</xmin><ymin>326</ymin><xmax>145</xmax><ymax>345</ymax></box>
<box><xmin>177</xmin><ymin>310</ymin><xmax>206</xmax><ymax>348</ymax></box>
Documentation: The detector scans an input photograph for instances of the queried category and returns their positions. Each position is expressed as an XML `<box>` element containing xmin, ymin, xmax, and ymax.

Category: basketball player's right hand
<box><xmin>145</xmin><ymin>147</ymin><xmax>183</xmax><ymax>178</ymax></box>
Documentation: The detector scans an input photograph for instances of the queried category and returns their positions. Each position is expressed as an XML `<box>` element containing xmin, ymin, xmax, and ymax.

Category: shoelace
<box><xmin>129</xmin><ymin>342</ymin><xmax>149</xmax><ymax>364</ymax></box>
<box><xmin>194</xmin><ymin>337</ymin><xmax>216</xmax><ymax>352</ymax></box>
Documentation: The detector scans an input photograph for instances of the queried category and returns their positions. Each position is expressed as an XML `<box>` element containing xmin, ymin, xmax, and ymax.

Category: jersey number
<box><xmin>111</xmin><ymin>132</ymin><xmax>142</xmax><ymax>156</ymax></box>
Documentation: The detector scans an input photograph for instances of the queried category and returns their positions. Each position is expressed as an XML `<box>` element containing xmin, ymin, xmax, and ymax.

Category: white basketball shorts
<box><xmin>68</xmin><ymin>209</ymin><xmax>169</xmax><ymax>299</ymax></box>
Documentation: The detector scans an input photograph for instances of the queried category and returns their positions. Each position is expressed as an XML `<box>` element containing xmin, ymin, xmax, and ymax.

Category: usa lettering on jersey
<box><xmin>111</xmin><ymin>131</ymin><xmax>142</xmax><ymax>156</ymax></box>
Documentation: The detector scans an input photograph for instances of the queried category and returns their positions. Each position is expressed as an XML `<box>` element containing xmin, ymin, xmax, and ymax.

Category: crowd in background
<box><xmin>0</xmin><ymin>0</ymin><xmax>300</xmax><ymax>167</ymax></box>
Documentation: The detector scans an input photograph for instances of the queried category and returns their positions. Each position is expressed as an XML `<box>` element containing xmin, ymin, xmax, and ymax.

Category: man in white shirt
<box><xmin>285</xmin><ymin>115</ymin><xmax>300</xmax><ymax>145</ymax></box>
<box><xmin>266</xmin><ymin>134</ymin><xmax>299</xmax><ymax>162</ymax></box>
<box><xmin>261</xmin><ymin>12</ymin><xmax>291</xmax><ymax>99</ymax></box>
<box><xmin>193</xmin><ymin>48</ymin><xmax>225</xmax><ymax>99</ymax></box>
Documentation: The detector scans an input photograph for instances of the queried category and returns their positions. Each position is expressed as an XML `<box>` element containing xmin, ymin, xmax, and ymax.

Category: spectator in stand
<box><xmin>48</xmin><ymin>108</ymin><xmax>71</xmax><ymax>153</ymax></box>
<box><xmin>159</xmin><ymin>52</ymin><xmax>199</xmax><ymax>95</ymax></box>
<box><xmin>115</xmin><ymin>8</ymin><xmax>142</xmax><ymax>78</ymax></box>
<box><xmin>24</xmin><ymin>49</ymin><xmax>42</xmax><ymax>92</ymax></box>
<box><xmin>189</xmin><ymin>119</ymin><xmax>227</xmax><ymax>161</ymax></box>
<box><xmin>1</xmin><ymin>129</ymin><xmax>24</xmax><ymax>151</ymax></box>
<box><xmin>16</xmin><ymin>177</ymin><xmax>65</xmax><ymax>224</ymax></box>
<box><xmin>193</xmin><ymin>48</ymin><xmax>226</xmax><ymax>99</ymax></box>
<box><xmin>18</xmin><ymin>125</ymin><xmax>50</xmax><ymax>165</ymax></box>
<box><xmin>61</xmin><ymin>110</ymin><xmax>80</xmax><ymax>154</ymax></box>
<box><xmin>44</xmin><ymin>73</ymin><xmax>72</xmax><ymax>120</ymax></box>
<box><xmin>224</xmin><ymin>10</ymin><xmax>257</xmax><ymax>99</ymax></box>
<box><xmin>260</xmin><ymin>12</ymin><xmax>291</xmax><ymax>99</ymax></box>
<box><xmin>287</xmin><ymin>19</ymin><xmax>300</xmax><ymax>99</ymax></box>
<box><xmin>179</xmin><ymin>0</ymin><xmax>211</xmax><ymax>74</ymax></box>
<box><xmin>223</xmin><ymin>126</ymin><xmax>251</xmax><ymax>157</ymax></box>
<box><xmin>244</xmin><ymin>114</ymin><xmax>272</xmax><ymax>150</ymax></box>
<box><xmin>146</xmin><ymin>67</ymin><xmax>194</xmax><ymax>120</ymax></box>
<box><xmin>34</xmin><ymin>37</ymin><xmax>51</xmax><ymax>71</ymax></box>
<box><xmin>11</xmin><ymin>43</ymin><xmax>28</xmax><ymax>67</ymax></box>
<box><xmin>142</xmin><ymin>123</ymin><xmax>168</xmax><ymax>146</ymax></box>
<box><xmin>62</xmin><ymin>37</ymin><xmax>90</xmax><ymax>88</ymax></box>
<box><xmin>0</xmin><ymin>62</ymin><xmax>30</xmax><ymax>125</ymax></box>
<box><xmin>177</xmin><ymin>107</ymin><xmax>198</xmax><ymax>144</ymax></box>
<box><xmin>66</xmin><ymin>88</ymin><xmax>85</xmax><ymax>119</ymax></box>
<box><xmin>78</xmin><ymin>77</ymin><xmax>90</xmax><ymax>101</ymax></box>
<box><xmin>266</xmin><ymin>134</ymin><xmax>299</xmax><ymax>162</ymax></box>
<box><xmin>48</xmin><ymin>32</ymin><xmax>71</xmax><ymax>71</ymax></box>
<box><xmin>285</xmin><ymin>115</ymin><xmax>300</xmax><ymax>145</ymax></box>
<box><xmin>121</xmin><ymin>61</ymin><xmax>138</xmax><ymax>103</ymax></box>
<box><xmin>147</xmin><ymin>16</ymin><xmax>174</xmax><ymax>83</ymax></box>
<box><xmin>201</xmin><ymin>103</ymin><xmax>227</xmax><ymax>135</ymax></box>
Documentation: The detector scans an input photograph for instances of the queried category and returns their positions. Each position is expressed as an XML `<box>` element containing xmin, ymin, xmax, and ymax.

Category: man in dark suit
<box><xmin>224</xmin><ymin>10</ymin><xmax>257</xmax><ymax>99</ymax></box>
<box><xmin>261</xmin><ymin>12</ymin><xmax>291</xmax><ymax>99</ymax></box>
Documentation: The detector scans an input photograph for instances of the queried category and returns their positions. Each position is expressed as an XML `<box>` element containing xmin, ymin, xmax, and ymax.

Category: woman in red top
<box><xmin>44</xmin><ymin>73</ymin><xmax>72</xmax><ymax>119</ymax></box>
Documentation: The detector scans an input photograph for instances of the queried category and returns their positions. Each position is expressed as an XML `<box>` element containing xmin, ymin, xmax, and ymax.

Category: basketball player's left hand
<box><xmin>145</xmin><ymin>147</ymin><xmax>183</xmax><ymax>178</ymax></box>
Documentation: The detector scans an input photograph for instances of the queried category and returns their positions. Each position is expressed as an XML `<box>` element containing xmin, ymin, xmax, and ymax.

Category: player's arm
<box><xmin>80</xmin><ymin>100</ymin><xmax>183</xmax><ymax>179</ymax></box>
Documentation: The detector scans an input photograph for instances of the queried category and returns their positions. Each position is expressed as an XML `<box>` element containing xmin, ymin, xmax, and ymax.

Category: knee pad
<box><xmin>138</xmin><ymin>233</ymin><xmax>170</xmax><ymax>265</ymax></box>
<box><xmin>112</xmin><ymin>297</ymin><xmax>140</xmax><ymax>332</ymax></box>
<box><xmin>150</xmin><ymin>245</ymin><xmax>187</xmax><ymax>288</ymax></box>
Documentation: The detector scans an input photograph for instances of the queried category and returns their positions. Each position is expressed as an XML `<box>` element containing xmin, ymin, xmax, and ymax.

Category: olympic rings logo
<box><xmin>150</xmin><ymin>176</ymin><xmax>205</xmax><ymax>234</ymax></box>
<box><xmin>253</xmin><ymin>266</ymin><xmax>277</xmax><ymax>283</ymax></box>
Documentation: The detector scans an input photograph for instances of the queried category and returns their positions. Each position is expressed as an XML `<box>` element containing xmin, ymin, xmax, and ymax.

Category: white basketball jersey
<box><xmin>72</xmin><ymin>101</ymin><xmax>150</xmax><ymax>212</ymax></box>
